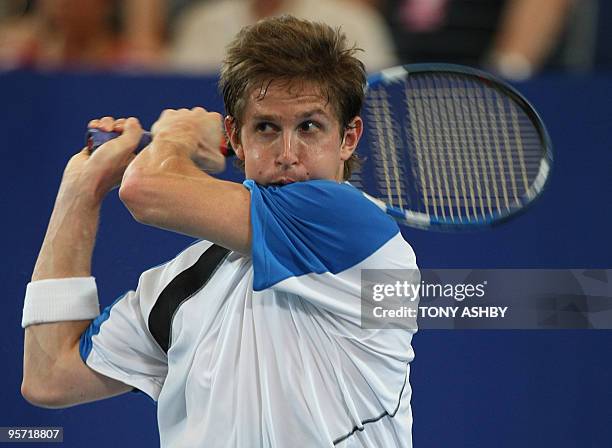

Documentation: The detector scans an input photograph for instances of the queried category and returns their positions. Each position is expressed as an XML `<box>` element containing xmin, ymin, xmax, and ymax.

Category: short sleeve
<box><xmin>79</xmin><ymin>287</ymin><xmax>168</xmax><ymax>401</ymax></box>
<box><xmin>78</xmin><ymin>240</ymin><xmax>213</xmax><ymax>401</ymax></box>
<box><xmin>243</xmin><ymin>179</ymin><xmax>401</xmax><ymax>291</ymax></box>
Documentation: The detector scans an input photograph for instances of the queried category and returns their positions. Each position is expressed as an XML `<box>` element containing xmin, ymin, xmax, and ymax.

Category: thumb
<box><xmin>114</xmin><ymin>117</ymin><xmax>144</xmax><ymax>154</ymax></box>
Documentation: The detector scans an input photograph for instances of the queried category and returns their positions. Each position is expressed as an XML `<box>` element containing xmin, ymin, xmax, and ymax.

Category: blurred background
<box><xmin>1</xmin><ymin>0</ymin><xmax>611</xmax><ymax>77</ymax></box>
<box><xmin>1</xmin><ymin>1</ymin><xmax>611</xmax><ymax>447</ymax></box>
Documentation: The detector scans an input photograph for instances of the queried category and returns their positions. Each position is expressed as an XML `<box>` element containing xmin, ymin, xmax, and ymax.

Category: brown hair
<box><xmin>219</xmin><ymin>15</ymin><xmax>365</xmax><ymax>180</ymax></box>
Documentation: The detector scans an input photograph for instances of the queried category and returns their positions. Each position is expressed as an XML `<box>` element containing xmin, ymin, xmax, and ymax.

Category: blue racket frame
<box><xmin>357</xmin><ymin>63</ymin><xmax>554</xmax><ymax>230</ymax></box>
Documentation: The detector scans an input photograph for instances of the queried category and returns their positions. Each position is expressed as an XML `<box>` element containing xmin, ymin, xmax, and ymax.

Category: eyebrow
<box><xmin>251</xmin><ymin>108</ymin><xmax>331</xmax><ymax>122</ymax></box>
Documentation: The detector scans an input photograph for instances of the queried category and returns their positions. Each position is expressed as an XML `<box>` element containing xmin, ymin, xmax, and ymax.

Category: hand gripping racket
<box><xmin>87</xmin><ymin>63</ymin><xmax>552</xmax><ymax>230</ymax></box>
<box><xmin>86</xmin><ymin>128</ymin><xmax>233</xmax><ymax>157</ymax></box>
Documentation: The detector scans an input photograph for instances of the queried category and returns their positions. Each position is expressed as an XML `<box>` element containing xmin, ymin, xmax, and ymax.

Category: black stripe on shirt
<box><xmin>148</xmin><ymin>243</ymin><xmax>230</xmax><ymax>353</ymax></box>
<box><xmin>332</xmin><ymin>362</ymin><xmax>410</xmax><ymax>445</ymax></box>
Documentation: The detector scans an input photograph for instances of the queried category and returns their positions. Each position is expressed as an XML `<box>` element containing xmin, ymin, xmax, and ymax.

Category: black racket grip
<box><xmin>85</xmin><ymin>128</ymin><xmax>233</xmax><ymax>157</ymax></box>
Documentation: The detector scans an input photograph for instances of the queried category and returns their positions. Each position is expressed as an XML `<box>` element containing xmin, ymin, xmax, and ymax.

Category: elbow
<box><xmin>119</xmin><ymin>174</ymin><xmax>156</xmax><ymax>224</ymax></box>
<box><xmin>21</xmin><ymin>380</ymin><xmax>51</xmax><ymax>408</ymax></box>
<box><xmin>21</xmin><ymin>380</ymin><xmax>72</xmax><ymax>409</ymax></box>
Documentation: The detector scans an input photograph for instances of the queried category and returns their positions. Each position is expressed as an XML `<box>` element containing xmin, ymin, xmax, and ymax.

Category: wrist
<box><xmin>57</xmin><ymin>171</ymin><xmax>107</xmax><ymax>209</ymax></box>
<box><xmin>152</xmin><ymin>131</ymin><xmax>197</xmax><ymax>158</ymax></box>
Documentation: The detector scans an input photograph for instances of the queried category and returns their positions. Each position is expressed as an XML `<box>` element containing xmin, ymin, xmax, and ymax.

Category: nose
<box><xmin>275</xmin><ymin>131</ymin><xmax>299</xmax><ymax>168</ymax></box>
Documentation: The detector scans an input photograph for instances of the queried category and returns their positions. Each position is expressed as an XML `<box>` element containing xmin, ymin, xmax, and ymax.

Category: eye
<box><xmin>255</xmin><ymin>122</ymin><xmax>278</xmax><ymax>133</ymax></box>
<box><xmin>298</xmin><ymin>120</ymin><xmax>320</xmax><ymax>133</ymax></box>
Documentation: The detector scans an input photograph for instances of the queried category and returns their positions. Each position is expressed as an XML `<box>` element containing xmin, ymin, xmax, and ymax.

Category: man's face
<box><xmin>225</xmin><ymin>81</ymin><xmax>362</xmax><ymax>185</ymax></box>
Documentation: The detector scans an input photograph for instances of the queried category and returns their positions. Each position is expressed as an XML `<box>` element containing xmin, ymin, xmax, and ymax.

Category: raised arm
<box><xmin>22</xmin><ymin>118</ymin><xmax>143</xmax><ymax>408</ymax></box>
<box><xmin>119</xmin><ymin>107</ymin><xmax>252</xmax><ymax>254</ymax></box>
<box><xmin>24</xmin><ymin>111</ymin><xmax>252</xmax><ymax>407</ymax></box>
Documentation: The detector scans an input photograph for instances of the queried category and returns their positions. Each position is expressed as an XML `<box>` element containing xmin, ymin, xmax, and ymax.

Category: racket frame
<box><xmin>361</xmin><ymin>63</ymin><xmax>554</xmax><ymax>230</ymax></box>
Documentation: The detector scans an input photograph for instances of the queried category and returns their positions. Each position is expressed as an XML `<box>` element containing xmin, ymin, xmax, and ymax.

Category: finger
<box><xmin>115</xmin><ymin>117</ymin><xmax>143</xmax><ymax>152</ymax></box>
<box><xmin>152</xmin><ymin>109</ymin><xmax>173</xmax><ymax>135</ymax></box>
<box><xmin>159</xmin><ymin>109</ymin><xmax>176</xmax><ymax>119</ymax></box>
<box><xmin>99</xmin><ymin>116</ymin><xmax>115</xmax><ymax>132</ymax></box>
<box><xmin>113</xmin><ymin>118</ymin><xmax>127</xmax><ymax>132</ymax></box>
<box><xmin>88</xmin><ymin>119</ymin><xmax>100</xmax><ymax>128</ymax></box>
<box><xmin>191</xmin><ymin>106</ymin><xmax>207</xmax><ymax>113</ymax></box>
<box><xmin>210</xmin><ymin>153</ymin><xmax>226</xmax><ymax>174</ymax></box>
<box><xmin>209</xmin><ymin>111</ymin><xmax>223</xmax><ymax>121</ymax></box>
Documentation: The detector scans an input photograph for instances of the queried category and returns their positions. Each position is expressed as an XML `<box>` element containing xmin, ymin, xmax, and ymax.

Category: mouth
<box><xmin>270</xmin><ymin>177</ymin><xmax>297</xmax><ymax>186</ymax></box>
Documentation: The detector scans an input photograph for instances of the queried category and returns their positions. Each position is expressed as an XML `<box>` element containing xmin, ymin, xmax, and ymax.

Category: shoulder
<box><xmin>244</xmin><ymin>179</ymin><xmax>397</xmax><ymax>232</ymax></box>
<box><xmin>244</xmin><ymin>180</ymin><xmax>405</xmax><ymax>289</ymax></box>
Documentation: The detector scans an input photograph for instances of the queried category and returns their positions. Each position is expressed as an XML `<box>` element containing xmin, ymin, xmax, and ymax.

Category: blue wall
<box><xmin>1</xmin><ymin>69</ymin><xmax>611</xmax><ymax>447</ymax></box>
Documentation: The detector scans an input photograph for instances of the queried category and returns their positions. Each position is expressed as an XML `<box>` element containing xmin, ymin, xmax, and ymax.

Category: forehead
<box><xmin>242</xmin><ymin>80</ymin><xmax>337</xmax><ymax>121</ymax></box>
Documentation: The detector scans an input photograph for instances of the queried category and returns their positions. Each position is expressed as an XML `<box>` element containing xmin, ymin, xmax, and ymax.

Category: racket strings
<box><xmin>462</xmin><ymin>79</ymin><xmax>492</xmax><ymax>214</ymax></box>
<box><xmin>412</xmin><ymin>78</ymin><xmax>449</xmax><ymax>218</ymax></box>
<box><xmin>405</xmin><ymin>81</ymin><xmax>435</xmax><ymax>215</ymax></box>
<box><xmin>365</xmin><ymin>89</ymin><xmax>407</xmax><ymax>208</ymax></box>
<box><xmin>362</xmin><ymin>72</ymin><xmax>544</xmax><ymax>223</ymax></box>
<box><xmin>402</xmin><ymin>74</ymin><xmax>542</xmax><ymax>220</ymax></box>
<box><xmin>439</xmin><ymin>77</ymin><xmax>479</xmax><ymax>217</ymax></box>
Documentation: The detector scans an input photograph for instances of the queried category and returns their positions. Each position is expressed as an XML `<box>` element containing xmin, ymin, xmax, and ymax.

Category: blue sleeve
<box><xmin>244</xmin><ymin>179</ymin><xmax>400</xmax><ymax>291</ymax></box>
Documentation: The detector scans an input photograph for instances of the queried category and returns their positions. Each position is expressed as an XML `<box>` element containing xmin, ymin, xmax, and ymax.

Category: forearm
<box><xmin>25</xmin><ymin>178</ymin><xmax>101</xmax><ymax>398</ymax></box>
<box><xmin>120</xmin><ymin>138</ymin><xmax>251</xmax><ymax>254</ymax></box>
<box><xmin>32</xmin><ymin>188</ymin><xmax>100</xmax><ymax>280</ymax></box>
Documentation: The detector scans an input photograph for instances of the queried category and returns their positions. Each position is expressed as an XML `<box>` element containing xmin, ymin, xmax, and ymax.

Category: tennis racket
<box><xmin>354</xmin><ymin>63</ymin><xmax>552</xmax><ymax>230</ymax></box>
<box><xmin>86</xmin><ymin>63</ymin><xmax>552</xmax><ymax>230</ymax></box>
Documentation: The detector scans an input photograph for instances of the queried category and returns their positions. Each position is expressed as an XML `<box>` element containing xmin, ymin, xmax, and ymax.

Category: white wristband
<box><xmin>22</xmin><ymin>277</ymin><xmax>100</xmax><ymax>328</ymax></box>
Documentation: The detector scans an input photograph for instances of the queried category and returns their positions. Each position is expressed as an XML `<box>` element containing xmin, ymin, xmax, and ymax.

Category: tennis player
<box><xmin>22</xmin><ymin>15</ymin><xmax>418</xmax><ymax>447</ymax></box>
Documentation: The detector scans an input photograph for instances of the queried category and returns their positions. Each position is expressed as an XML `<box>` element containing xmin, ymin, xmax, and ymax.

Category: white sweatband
<box><xmin>22</xmin><ymin>277</ymin><xmax>100</xmax><ymax>328</ymax></box>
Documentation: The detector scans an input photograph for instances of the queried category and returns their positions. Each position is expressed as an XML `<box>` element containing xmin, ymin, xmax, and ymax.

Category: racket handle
<box><xmin>85</xmin><ymin>128</ymin><xmax>233</xmax><ymax>157</ymax></box>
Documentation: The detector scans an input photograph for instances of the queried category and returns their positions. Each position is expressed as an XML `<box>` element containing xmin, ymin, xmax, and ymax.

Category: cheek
<box><xmin>310</xmin><ymin>137</ymin><xmax>343</xmax><ymax>162</ymax></box>
<box><xmin>246</xmin><ymin>146</ymin><xmax>268</xmax><ymax>164</ymax></box>
<box><xmin>244</xmin><ymin>146</ymin><xmax>271</xmax><ymax>176</ymax></box>
<box><xmin>301</xmin><ymin>148</ymin><xmax>341</xmax><ymax>177</ymax></box>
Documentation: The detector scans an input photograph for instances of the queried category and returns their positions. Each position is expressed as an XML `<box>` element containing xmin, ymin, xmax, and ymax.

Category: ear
<box><xmin>224</xmin><ymin>115</ymin><xmax>244</xmax><ymax>160</ymax></box>
<box><xmin>340</xmin><ymin>116</ymin><xmax>363</xmax><ymax>161</ymax></box>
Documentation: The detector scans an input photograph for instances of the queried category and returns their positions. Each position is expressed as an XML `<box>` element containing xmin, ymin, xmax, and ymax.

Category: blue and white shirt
<box><xmin>80</xmin><ymin>180</ymin><xmax>418</xmax><ymax>447</ymax></box>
